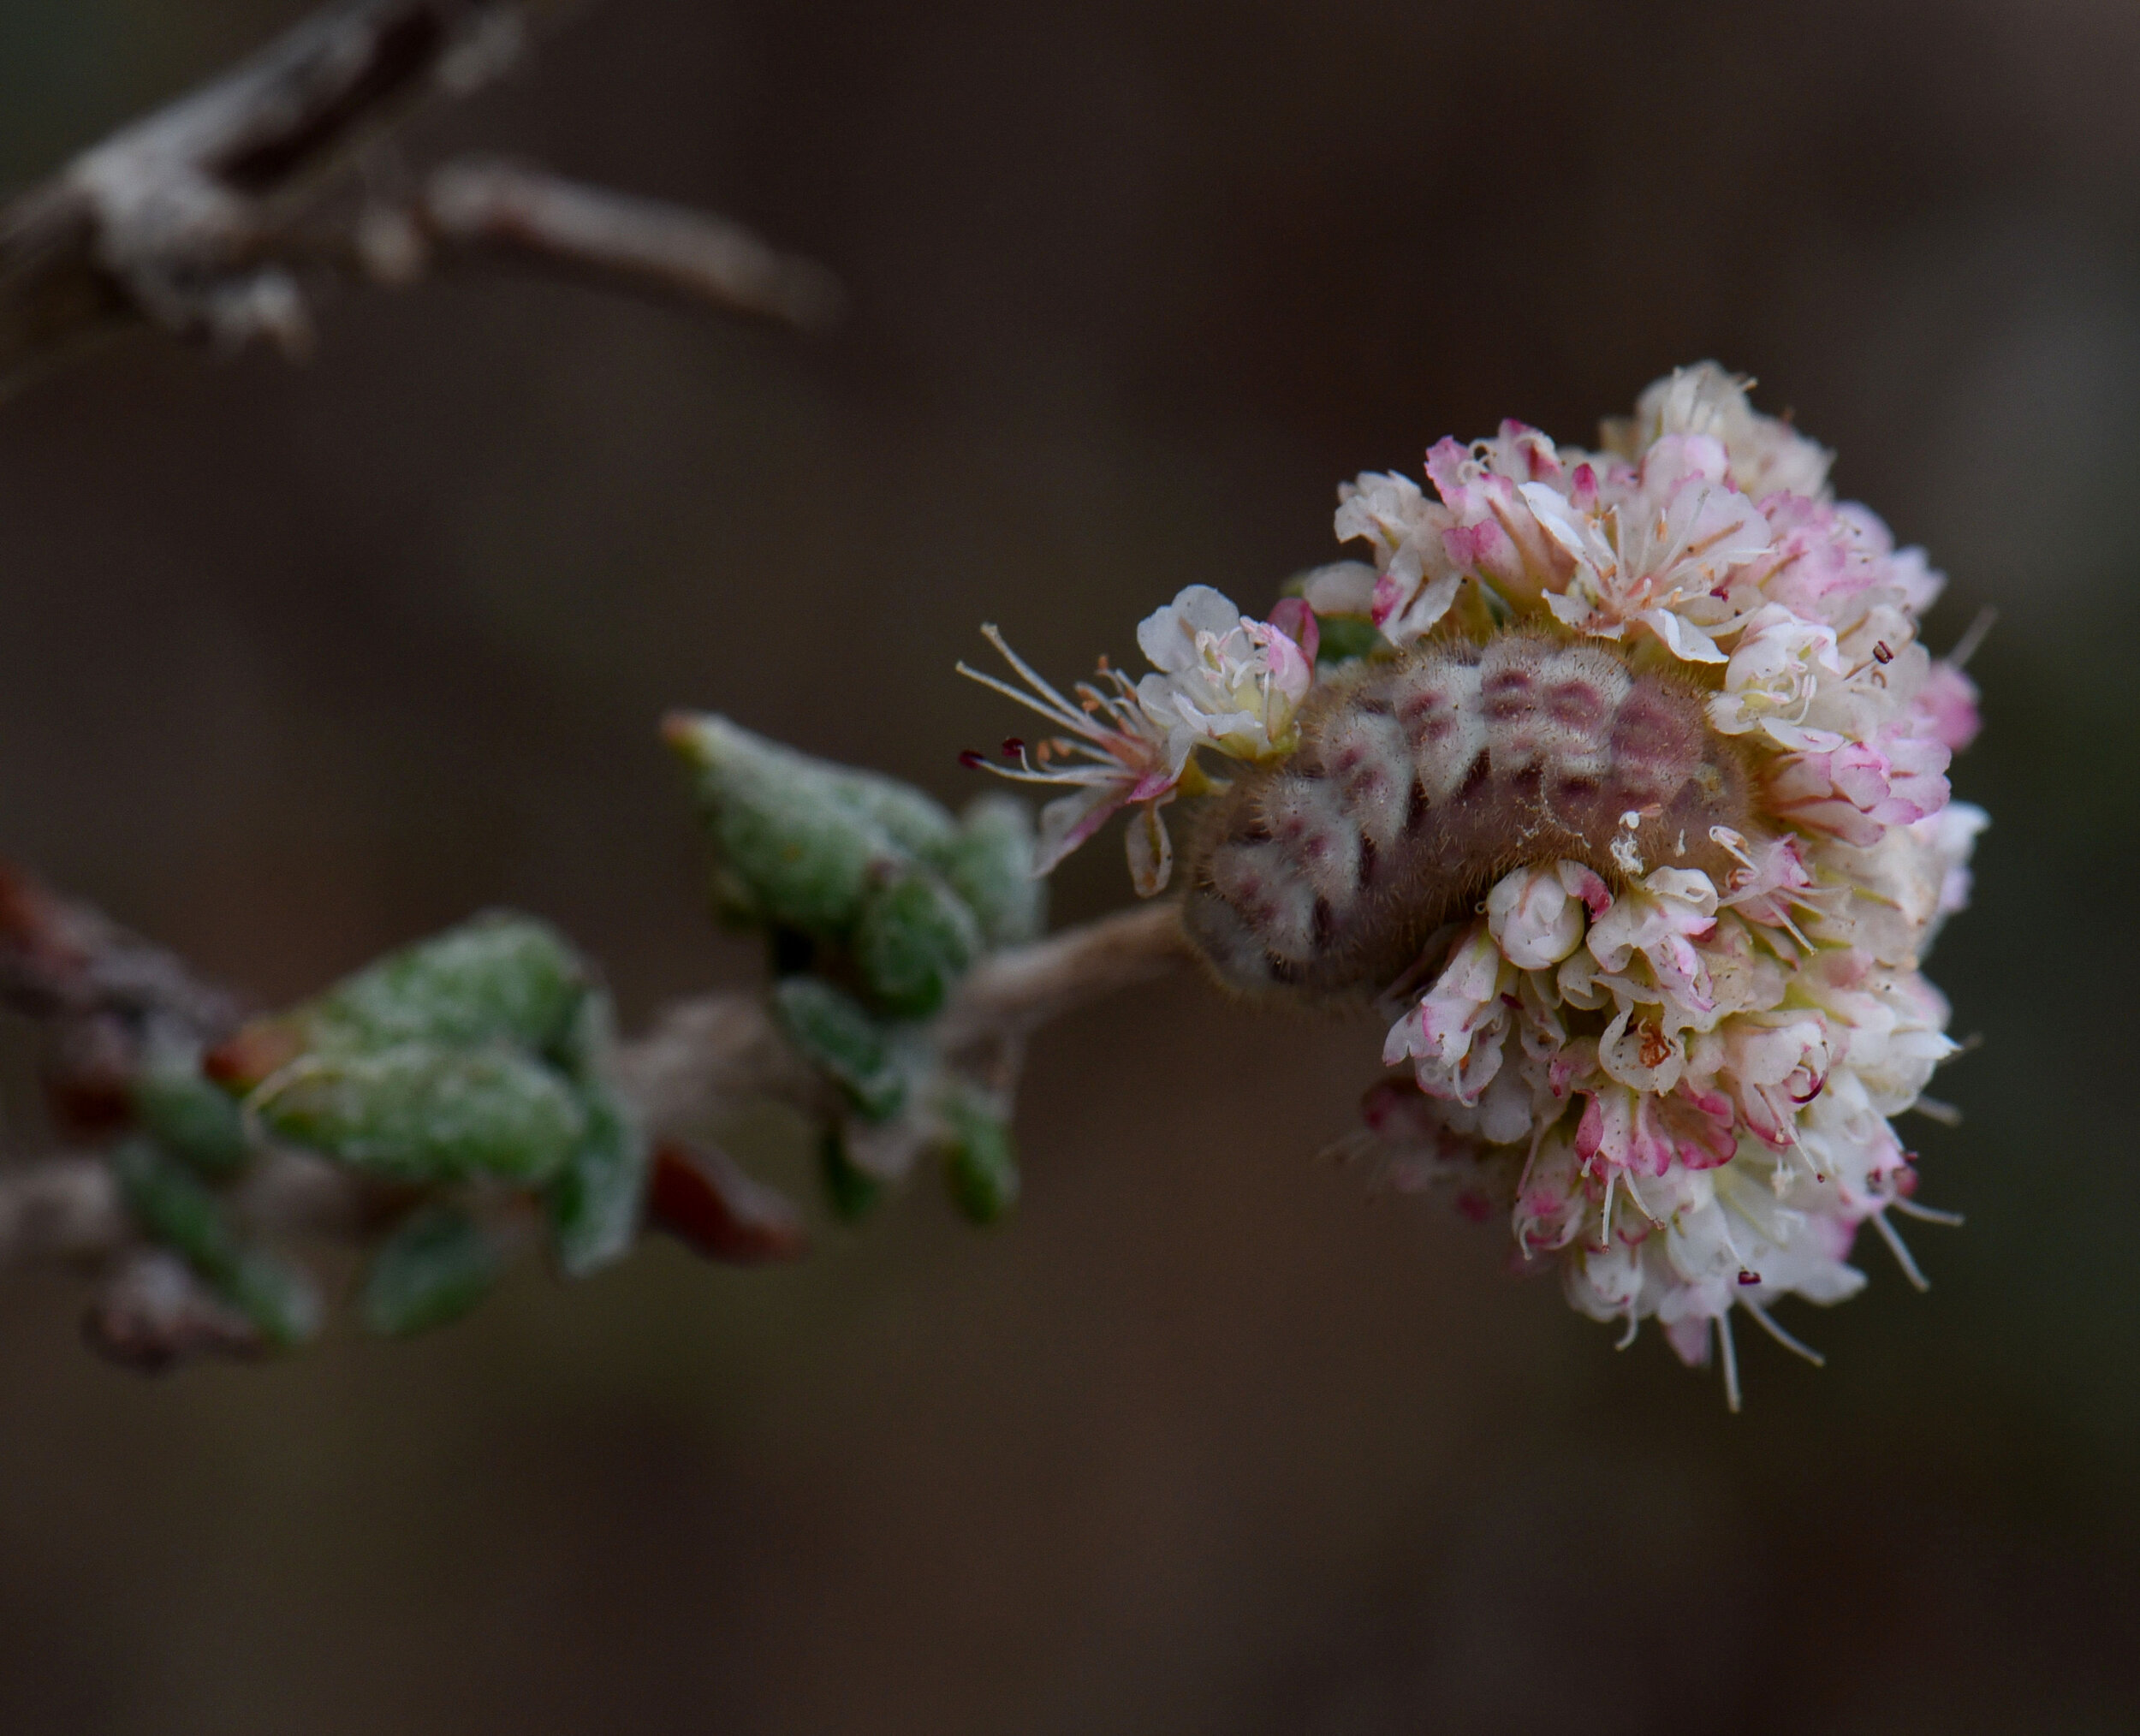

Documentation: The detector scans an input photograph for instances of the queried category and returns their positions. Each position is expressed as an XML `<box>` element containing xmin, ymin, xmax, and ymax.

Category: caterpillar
<box><xmin>1183</xmin><ymin>630</ymin><xmax>1761</xmax><ymax>999</ymax></box>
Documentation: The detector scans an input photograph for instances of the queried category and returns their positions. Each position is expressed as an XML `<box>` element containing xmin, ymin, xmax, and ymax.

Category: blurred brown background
<box><xmin>0</xmin><ymin>1</ymin><xmax>2131</xmax><ymax>1730</ymax></box>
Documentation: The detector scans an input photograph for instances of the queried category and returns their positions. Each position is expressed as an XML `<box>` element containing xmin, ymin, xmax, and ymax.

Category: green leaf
<box><xmin>110</xmin><ymin>1139</ymin><xmax>320</xmax><ymax>1345</ymax></box>
<box><xmin>132</xmin><ymin>1045</ymin><xmax>249</xmax><ymax>1176</ymax></box>
<box><xmin>770</xmin><ymin>978</ymin><xmax>906</xmax><ymax>1121</ymax></box>
<box><xmin>1314</xmin><ymin>614</ymin><xmax>1383</xmax><ymax>667</ymax></box>
<box><xmin>249</xmin><ymin>1041</ymin><xmax>587</xmax><ymax>1184</ymax></box>
<box><xmin>309</xmin><ymin>912</ymin><xmax>588</xmax><ymax>1058</ymax></box>
<box><xmin>819</xmin><ymin>1125</ymin><xmax>884</xmax><ymax>1222</ymax></box>
<box><xmin>545</xmin><ymin>1076</ymin><xmax>651</xmax><ymax>1278</ymax></box>
<box><xmin>219</xmin><ymin>1253</ymin><xmax>324</xmax><ymax>1349</ymax></box>
<box><xmin>550</xmin><ymin>981</ymin><xmax>619</xmax><ymax>1087</ymax></box>
<box><xmin>930</xmin><ymin>795</ymin><xmax>1044</xmax><ymax>949</ymax></box>
<box><xmin>665</xmin><ymin>713</ymin><xmax>954</xmax><ymax>933</ymax></box>
<box><xmin>853</xmin><ymin>867</ymin><xmax>980</xmax><ymax>1018</ymax></box>
<box><xmin>360</xmin><ymin>1205</ymin><xmax>503</xmax><ymax>1338</ymax></box>
<box><xmin>939</xmin><ymin>1090</ymin><xmax>1020</xmax><ymax>1224</ymax></box>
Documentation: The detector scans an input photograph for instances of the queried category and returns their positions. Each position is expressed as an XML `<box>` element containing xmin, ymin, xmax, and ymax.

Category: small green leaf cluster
<box><xmin>668</xmin><ymin>714</ymin><xmax>1036</xmax><ymax>1224</ymax></box>
<box><xmin>213</xmin><ymin>913</ymin><xmax>650</xmax><ymax>1337</ymax></box>
<box><xmin>110</xmin><ymin>1037</ymin><xmax>320</xmax><ymax>1346</ymax></box>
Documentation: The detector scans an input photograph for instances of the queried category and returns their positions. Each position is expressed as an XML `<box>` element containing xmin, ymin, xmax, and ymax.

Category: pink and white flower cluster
<box><xmin>1349</xmin><ymin>365</ymin><xmax>1984</xmax><ymax>1402</ymax></box>
<box><xmin>960</xmin><ymin>364</ymin><xmax>1982</xmax><ymax>1401</ymax></box>
<box><xmin>960</xmin><ymin>586</ymin><xmax>1315</xmax><ymax>895</ymax></box>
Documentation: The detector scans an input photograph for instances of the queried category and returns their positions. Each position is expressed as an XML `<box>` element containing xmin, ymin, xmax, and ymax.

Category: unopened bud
<box><xmin>936</xmin><ymin>795</ymin><xmax>1044</xmax><ymax>949</ymax></box>
<box><xmin>310</xmin><ymin>912</ymin><xmax>587</xmax><ymax>1056</ymax></box>
<box><xmin>663</xmin><ymin>712</ymin><xmax>955</xmax><ymax>932</ymax></box>
<box><xmin>854</xmin><ymin>867</ymin><xmax>980</xmax><ymax>1018</ymax></box>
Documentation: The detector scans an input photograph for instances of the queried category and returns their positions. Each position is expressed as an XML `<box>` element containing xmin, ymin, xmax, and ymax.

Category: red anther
<box><xmin>1873</xmin><ymin>641</ymin><xmax>1894</xmax><ymax>665</ymax></box>
<box><xmin>957</xmin><ymin>749</ymin><xmax>987</xmax><ymax>770</ymax></box>
<box><xmin>1001</xmin><ymin>737</ymin><xmax>1025</xmax><ymax>759</ymax></box>
<box><xmin>1738</xmin><ymin>1269</ymin><xmax>1761</xmax><ymax>1286</ymax></box>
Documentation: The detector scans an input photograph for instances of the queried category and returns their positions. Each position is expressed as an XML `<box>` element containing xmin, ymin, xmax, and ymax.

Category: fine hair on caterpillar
<box><xmin>1183</xmin><ymin>628</ymin><xmax>1762</xmax><ymax>1000</ymax></box>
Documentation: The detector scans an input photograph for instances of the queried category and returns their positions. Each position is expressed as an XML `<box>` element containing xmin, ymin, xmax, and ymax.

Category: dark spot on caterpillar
<box><xmin>1186</xmin><ymin>630</ymin><xmax>1759</xmax><ymax>1001</ymax></box>
<box><xmin>1481</xmin><ymin>667</ymin><xmax>1536</xmax><ymax>720</ymax></box>
<box><xmin>1546</xmin><ymin>679</ymin><xmax>1609</xmax><ymax>732</ymax></box>
<box><xmin>1404</xmin><ymin>780</ymin><xmax>1430</xmax><ymax>835</ymax></box>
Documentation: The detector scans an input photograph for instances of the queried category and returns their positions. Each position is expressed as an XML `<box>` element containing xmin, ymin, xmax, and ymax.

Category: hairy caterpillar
<box><xmin>1184</xmin><ymin>630</ymin><xmax>1760</xmax><ymax>999</ymax></box>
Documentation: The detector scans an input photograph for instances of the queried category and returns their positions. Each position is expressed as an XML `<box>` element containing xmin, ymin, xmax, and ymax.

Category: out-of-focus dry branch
<box><xmin>0</xmin><ymin>0</ymin><xmax>840</xmax><ymax>389</ymax></box>
<box><xmin>407</xmin><ymin>158</ymin><xmax>846</xmax><ymax>329</ymax></box>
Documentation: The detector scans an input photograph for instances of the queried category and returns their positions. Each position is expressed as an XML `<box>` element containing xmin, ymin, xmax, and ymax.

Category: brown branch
<box><xmin>0</xmin><ymin>863</ymin><xmax>240</xmax><ymax>1037</ymax></box>
<box><xmin>84</xmin><ymin>1249</ymin><xmax>267</xmax><ymax>1371</ymax></box>
<box><xmin>0</xmin><ymin>1156</ymin><xmax>122</xmax><ymax>1262</ymax></box>
<box><xmin>612</xmin><ymin>989</ymin><xmax>824</xmax><ymax>1144</ymax></box>
<box><xmin>413</xmin><ymin>158</ymin><xmax>847</xmax><ymax>330</ymax></box>
<box><xmin>934</xmin><ymin>900</ymin><xmax>1195</xmax><ymax>1054</ymax></box>
<box><xmin>0</xmin><ymin>0</ymin><xmax>839</xmax><ymax>389</ymax></box>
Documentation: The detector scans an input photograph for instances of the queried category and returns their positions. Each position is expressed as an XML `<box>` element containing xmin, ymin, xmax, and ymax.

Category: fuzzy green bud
<box><xmin>931</xmin><ymin>794</ymin><xmax>1044</xmax><ymax>949</ymax></box>
<box><xmin>853</xmin><ymin>867</ymin><xmax>981</xmax><ymax>1018</ymax></box>
<box><xmin>664</xmin><ymin>713</ymin><xmax>955</xmax><ymax>933</ymax></box>
<box><xmin>249</xmin><ymin>1041</ymin><xmax>587</xmax><ymax>1184</ymax></box>
<box><xmin>309</xmin><ymin>912</ymin><xmax>587</xmax><ymax>1057</ymax></box>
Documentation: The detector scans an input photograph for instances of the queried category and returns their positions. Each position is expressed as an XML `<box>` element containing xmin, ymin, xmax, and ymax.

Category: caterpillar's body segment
<box><xmin>1184</xmin><ymin>632</ymin><xmax>1760</xmax><ymax>999</ymax></box>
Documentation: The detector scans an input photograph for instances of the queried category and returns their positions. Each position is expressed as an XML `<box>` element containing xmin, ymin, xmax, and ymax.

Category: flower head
<box><xmin>963</xmin><ymin>364</ymin><xmax>1985</xmax><ymax>1405</ymax></box>
<box><xmin>1340</xmin><ymin>366</ymin><xmax>1983</xmax><ymax>1405</ymax></box>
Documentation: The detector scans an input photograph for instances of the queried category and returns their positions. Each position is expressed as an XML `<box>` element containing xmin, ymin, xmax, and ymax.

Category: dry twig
<box><xmin>0</xmin><ymin>0</ymin><xmax>839</xmax><ymax>388</ymax></box>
